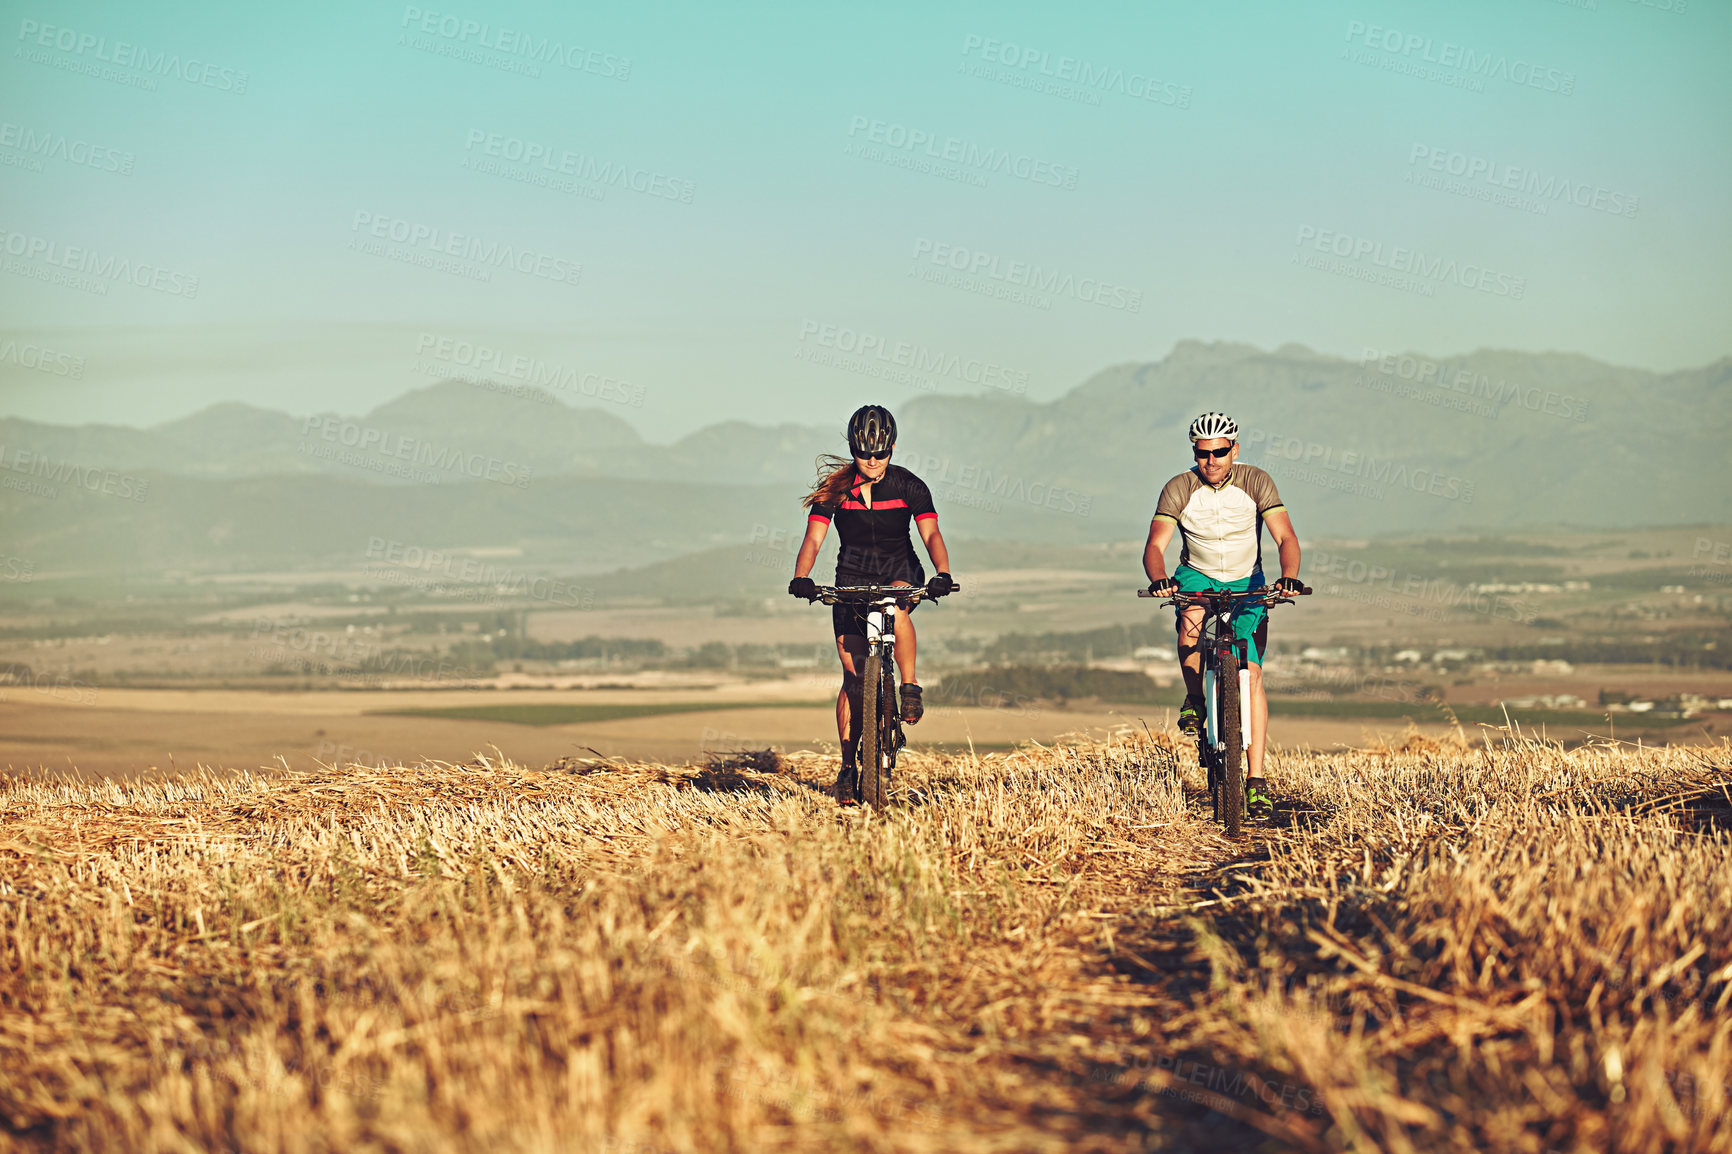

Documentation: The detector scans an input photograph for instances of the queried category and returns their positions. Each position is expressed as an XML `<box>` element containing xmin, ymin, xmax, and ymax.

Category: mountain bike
<box><xmin>810</xmin><ymin>582</ymin><xmax>954</xmax><ymax>807</ymax></box>
<box><xmin>1139</xmin><ymin>583</ymin><xmax>1310</xmax><ymax>836</ymax></box>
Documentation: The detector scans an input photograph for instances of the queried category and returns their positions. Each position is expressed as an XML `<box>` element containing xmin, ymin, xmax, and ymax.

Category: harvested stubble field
<box><xmin>1</xmin><ymin>731</ymin><xmax>1730</xmax><ymax>1153</ymax></box>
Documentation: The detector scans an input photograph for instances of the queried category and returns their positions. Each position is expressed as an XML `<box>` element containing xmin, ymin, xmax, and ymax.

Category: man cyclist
<box><xmin>1142</xmin><ymin>412</ymin><xmax>1301</xmax><ymax>819</ymax></box>
<box><xmin>787</xmin><ymin>405</ymin><xmax>956</xmax><ymax>803</ymax></box>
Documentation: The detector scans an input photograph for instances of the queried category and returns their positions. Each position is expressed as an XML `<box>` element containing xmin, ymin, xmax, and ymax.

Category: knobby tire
<box><xmin>881</xmin><ymin>657</ymin><xmax>899</xmax><ymax>778</ymax></box>
<box><xmin>1218</xmin><ymin>647</ymin><xmax>1244</xmax><ymax>837</ymax></box>
<box><xmin>860</xmin><ymin>653</ymin><xmax>886</xmax><ymax>808</ymax></box>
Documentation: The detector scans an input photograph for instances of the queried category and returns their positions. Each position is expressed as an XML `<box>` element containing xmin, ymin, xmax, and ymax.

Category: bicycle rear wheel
<box><xmin>1217</xmin><ymin>646</ymin><xmax>1244</xmax><ymax>837</ymax></box>
<box><xmin>860</xmin><ymin>652</ymin><xmax>887</xmax><ymax>808</ymax></box>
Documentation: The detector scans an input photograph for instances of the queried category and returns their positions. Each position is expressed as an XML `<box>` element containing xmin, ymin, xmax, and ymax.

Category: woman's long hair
<box><xmin>803</xmin><ymin>453</ymin><xmax>858</xmax><ymax>510</ymax></box>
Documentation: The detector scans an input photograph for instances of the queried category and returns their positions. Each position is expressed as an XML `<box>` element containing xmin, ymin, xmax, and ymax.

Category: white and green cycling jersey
<box><xmin>1152</xmin><ymin>464</ymin><xmax>1286</xmax><ymax>583</ymax></box>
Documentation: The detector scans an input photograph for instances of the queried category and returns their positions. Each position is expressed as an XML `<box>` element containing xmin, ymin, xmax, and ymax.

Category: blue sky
<box><xmin>1</xmin><ymin>0</ymin><xmax>1726</xmax><ymax>437</ymax></box>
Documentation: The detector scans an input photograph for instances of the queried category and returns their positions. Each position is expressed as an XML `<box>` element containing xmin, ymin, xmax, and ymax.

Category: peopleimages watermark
<box><xmin>1241</xmin><ymin>428</ymin><xmax>1475</xmax><ymax>505</ymax></box>
<box><xmin>957</xmin><ymin>34</ymin><xmax>1193</xmax><ymax>110</ymax></box>
<box><xmin>795</xmin><ymin>320</ymin><xmax>1028</xmax><ymax>396</ymax></box>
<box><xmin>364</xmin><ymin>537</ymin><xmax>594</xmax><ymax>608</ymax></box>
<box><xmin>744</xmin><ymin>523</ymin><xmax>799</xmax><ymax>571</ymax></box>
<box><xmin>249</xmin><ymin>620</ymin><xmax>382</xmax><ymax>669</ymax></box>
<box><xmin>397</xmin><ymin>7</ymin><xmax>630</xmax><ymax>80</ymax></box>
<box><xmin>1341</xmin><ymin>20</ymin><xmax>1576</xmax><ymax>97</ymax></box>
<box><xmin>0</xmin><ymin>227</ymin><xmax>200</xmax><ymax>298</ymax></box>
<box><xmin>1293</xmin><ymin>225</ymin><xmax>1525</xmax><ymax>300</ymax></box>
<box><xmin>408</xmin><ymin>358</ymin><xmax>555</xmax><ymax>406</ymax></box>
<box><xmin>347</xmin><ymin>211</ymin><xmax>581</xmax><ymax>287</ymax></box>
<box><xmin>312</xmin><ymin>739</ymin><xmax>390</xmax><ymax>768</ymax></box>
<box><xmin>1358</xmin><ymin>348</ymin><xmax>1588</xmax><ymax>423</ymax></box>
<box><xmin>743</xmin><ymin>523</ymin><xmax>899</xmax><ymax>576</ymax></box>
<box><xmin>1405</xmin><ymin>144</ymin><xmax>1638</xmax><ymax>219</ymax></box>
<box><xmin>0</xmin><ymin>665</ymin><xmax>97</xmax><ymax>705</ymax></box>
<box><xmin>844</xmin><ymin>115</ymin><xmax>1079</xmax><ymax>191</ymax></box>
<box><xmin>0</xmin><ymin>120</ymin><xmax>134</xmax><ymax>176</ymax></box>
<box><xmin>715</xmin><ymin>1053</ymin><xmax>946</xmax><ymax>1130</ymax></box>
<box><xmin>461</xmin><ymin>128</ymin><xmax>694</xmax><ymax>205</ymax></box>
<box><xmin>299</xmin><ymin>416</ymin><xmax>534</xmax><ymax>488</ymax></box>
<box><xmin>1689</xmin><ymin>537</ymin><xmax>1732</xmax><ymax>584</ymax></box>
<box><xmin>1086</xmin><ymin>1052</ymin><xmax>1325</xmax><ymax>1118</ymax></box>
<box><xmin>1270</xmin><ymin>663</ymin><xmax>1441</xmax><ymax>702</ymax></box>
<box><xmin>904</xmin><ymin>451</ymin><xmax>1092</xmax><ymax>517</ymax></box>
<box><xmin>411</xmin><ymin>332</ymin><xmax>644</xmax><ymax>407</ymax></box>
<box><xmin>1306</xmin><ymin>548</ymin><xmax>1537</xmax><ymax>624</ymax></box>
<box><xmin>930</xmin><ymin>677</ymin><xmax>1043</xmax><ymax>719</ymax></box>
<box><xmin>1357</xmin><ymin>364</ymin><xmax>1496</xmax><ymax>420</ymax></box>
<box><xmin>1694</xmin><ymin>538</ymin><xmax>1732</xmax><ymax>565</ymax></box>
<box><xmin>14</xmin><ymin>18</ymin><xmax>249</xmax><ymax>93</ymax></box>
<box><xmin>0</xmin><ymin>336</ymin><xmax>84</xmax><ymax>379</ymax></box>
<box><xmin>910</xmin><ymin>238</ymin><xmax>1142</xmax><ymax>313</ymax></box>
<box><xmin>1543</xmin><ymin>0</ymin><xmax>1691</xmax><ymax>13</ymax></box>
<box><xmin>0</xmin><ymin>445</ymin><xmax>149</xmax><ymax>501</ymax></box>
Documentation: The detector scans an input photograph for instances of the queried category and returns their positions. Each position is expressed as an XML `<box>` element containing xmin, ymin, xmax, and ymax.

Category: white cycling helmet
<box><xmin>1188</xmin><ymin>411</ymin><xmax>1238</xmax><ymax>442</ymax></box>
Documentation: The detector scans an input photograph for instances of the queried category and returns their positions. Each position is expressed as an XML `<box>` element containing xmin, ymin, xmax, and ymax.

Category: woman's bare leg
<box><xmin>892</xmin><ymin>604</ymin><xmax>916</xmax><ymax>686</ymax></box>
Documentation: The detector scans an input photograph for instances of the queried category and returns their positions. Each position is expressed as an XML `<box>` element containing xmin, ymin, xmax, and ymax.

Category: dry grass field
<box><xmin>1</xmin><ymin>727</ymin><xmax>1729</xmax><ymax>1153</ymax></box>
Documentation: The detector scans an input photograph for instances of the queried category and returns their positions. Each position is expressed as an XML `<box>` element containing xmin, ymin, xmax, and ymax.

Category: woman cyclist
<box><xmin>787</xmin><ymin>405</ymin><xmax>956</xmax><ymax>802</ymax></box>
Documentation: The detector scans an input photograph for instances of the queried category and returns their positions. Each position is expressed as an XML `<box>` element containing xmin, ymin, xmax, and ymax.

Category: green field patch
<box><xmin>370</xmin><ymin>701</ymin><xmax>815</xmax><ymax>727</ymax></box>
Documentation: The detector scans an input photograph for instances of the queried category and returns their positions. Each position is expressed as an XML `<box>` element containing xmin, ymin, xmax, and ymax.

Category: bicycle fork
<box><xmin>862</xmin><ymin>605</ymin><xmax>903</xmax><ymax>767</ymax></box>
<box><xmin>1202</xmin><ymin>659</ymin><xmax>1251</xmax><ymax>751</ymax></box>
<box><xmin>1201</xmin><ymin>641</ymin><xmax>1251</xmax><ymax>821</ymax></box>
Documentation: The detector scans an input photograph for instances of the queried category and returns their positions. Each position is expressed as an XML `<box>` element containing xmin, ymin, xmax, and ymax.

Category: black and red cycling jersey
<box><xmin>809</xmin><ymin>464</ymin><xmax>937</xmax><ymax>586</ymax></box>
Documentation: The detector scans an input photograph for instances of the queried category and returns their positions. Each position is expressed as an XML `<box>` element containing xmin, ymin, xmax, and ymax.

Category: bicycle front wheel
<box><xmin>860</xmin><ymin>652</ymin><xmax>887</xmax><ymax>808</ymax></box>
<box><xmin>1218</xmin><ymin>647</ymin><xmax>1244</xmax><ymax>837</ymax></box>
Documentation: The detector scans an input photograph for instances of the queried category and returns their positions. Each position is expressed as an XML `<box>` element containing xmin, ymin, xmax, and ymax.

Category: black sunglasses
<box><xmin>858</xmin><ymin>449</ymin><xmax>892</xmax><ymax>461</ymax></box>
<box><xmin>1193</xmin><ymin>444</ymin><xmax>1234</xmax><ymax>459</ymax></box>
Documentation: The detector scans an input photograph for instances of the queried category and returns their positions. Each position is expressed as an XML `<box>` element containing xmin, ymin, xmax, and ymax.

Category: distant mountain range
<box><xmin>2</xmin><ymin>341</ymin><xmax>1726</xmax><ymax>577</ymax></box>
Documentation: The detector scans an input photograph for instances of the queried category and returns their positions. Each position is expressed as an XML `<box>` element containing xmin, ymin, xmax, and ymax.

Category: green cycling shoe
<box><xmin>1244</xmin><ymin>779</ymin><xmax>1274</xmax><ymax>820</ymax></box>
<box><xmin>1177</xmin><ymin>695</ymin><xmax>1204</xmax><ymax>737</ymax></box>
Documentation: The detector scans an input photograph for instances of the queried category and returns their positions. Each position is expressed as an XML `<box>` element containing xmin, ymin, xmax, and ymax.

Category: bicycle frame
<box><xmin>1139</xmin><ymin>582</ymin><xmax>1309</xmax><ymax>833</ymax></box>
<box><xmin>1197</xmin><ymin>596</ymin><xmax>1256</xmax><ymax>759</ymax></box>
<box><xmin>810</xmin><ymin>583</ymin><xmax>945</xmax><ymax>806</ymax></box>
<box><xmin>857</xmin><ymin>592</ymin><xmax>901</xmax><ymax>659</ymax></box>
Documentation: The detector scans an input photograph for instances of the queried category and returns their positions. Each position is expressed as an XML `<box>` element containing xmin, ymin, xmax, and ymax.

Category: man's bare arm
<box><xmin>1143</xmin><ymin>519</ymin><xmax>1177</xmax><ymax>584</ymax></box>
<box><xmin>1264</xmin><ymin>509</ymin><xmax>1301</xmax><ymax>580</ymax></box>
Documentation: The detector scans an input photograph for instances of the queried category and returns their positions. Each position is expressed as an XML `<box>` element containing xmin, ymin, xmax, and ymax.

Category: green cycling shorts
<box><xmin>1174</xmin><ymin>565</ymin><xmax>1268</xmax><ymax>665</ymax></box>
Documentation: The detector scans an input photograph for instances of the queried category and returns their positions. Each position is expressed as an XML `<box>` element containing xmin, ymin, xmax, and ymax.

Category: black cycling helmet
<box><xmin>847</xmin><ymin>404</ymin><xmax>896</xmax><ymax>457</ymax></box>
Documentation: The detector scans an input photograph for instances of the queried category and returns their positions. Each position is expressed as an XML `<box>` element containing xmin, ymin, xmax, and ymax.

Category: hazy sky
<box><xmin>1</xmin><ymin>0</ymin><xmax>1727</xmax><ymax>438</ymax></box>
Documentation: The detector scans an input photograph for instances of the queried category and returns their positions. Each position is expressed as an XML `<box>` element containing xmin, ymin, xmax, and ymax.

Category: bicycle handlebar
<box><xmin>810</xmin><ymin>582</ymin><xmax>958</xmax><ymax>607</ymax></box>
<box><xmin>1137</xmin><ymin>584</ymin><xmax>1312</xmax><ymax>607</ymax></box>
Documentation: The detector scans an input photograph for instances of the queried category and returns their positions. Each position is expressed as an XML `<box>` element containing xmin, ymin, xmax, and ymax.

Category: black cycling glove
<box><xmin>925</xmin><ymin>572</ymin><xmax>957</xmax><ymax>599</ymax></box>
<box><xmin>1274</xmin><ymin>576</ymin><xmax>1305</xmax><ymax>595</ymax></box>
<box><xmin>788</xmin><ymin>576</ymin><xmax>817</xmax><ymax>601</ymax></box>
<box><xmin>1148</xmin><ymin>577</ymin><xmax>1178</xmax><ymax>598</ymax></box>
